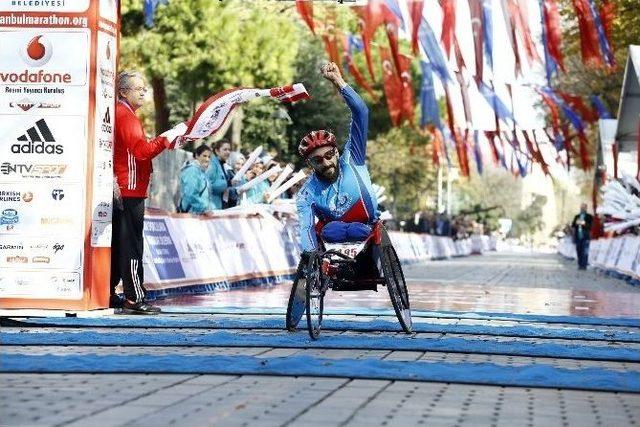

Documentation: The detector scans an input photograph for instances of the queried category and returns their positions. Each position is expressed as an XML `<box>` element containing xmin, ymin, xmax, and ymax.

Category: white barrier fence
<box><xmin>141</xmin><ymin>210</ymin><xmax>496</xmax><ymax>298</ymax></box>
<box><xmin>558</xmin><ymin>235</ymin><xmax>640</xmax><ymax>280</ymax></box>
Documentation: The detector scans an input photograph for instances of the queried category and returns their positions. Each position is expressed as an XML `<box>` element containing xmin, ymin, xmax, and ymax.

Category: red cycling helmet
<box><xmin>298</xmin><ymin>130</ymin><xmax>337</xmax><ymax>158</ymax></box>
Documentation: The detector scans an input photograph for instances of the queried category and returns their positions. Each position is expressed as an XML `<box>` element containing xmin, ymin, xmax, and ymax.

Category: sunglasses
<box><xmin>308</xmin><ymin>147</ymin><xmax>337</xmax><ymax>166</ymax></box>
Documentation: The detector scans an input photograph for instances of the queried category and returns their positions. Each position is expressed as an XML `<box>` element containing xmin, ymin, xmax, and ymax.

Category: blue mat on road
<box><xmin>157</xmin><ymin>307</ymin><xmax>640</xmax><ymax>328</ymax></box>
<box><xmin>3</xmin><ymin>330</ymin><xmax>638</xmax><ymax>362</ymax></box>
<box><xmin>5</xmin><ymin>316</ymin><xmax>640</xmax><ymax>343</ymax></box>
<box><xmin>1</xmin><ymin>353</ymin><xmax>637</xmax><ymax>393</ymax></box>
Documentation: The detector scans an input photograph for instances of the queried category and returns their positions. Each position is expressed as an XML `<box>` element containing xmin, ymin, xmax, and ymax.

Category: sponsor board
<box><xmin>0</xmin><ymin>30</ymin><xmax>89</xmax><ymax>86</ymax></box>
<box><xmin>0</xmin><ymin>235</ymin><xmax>81</xmax><ymax>270</ymax></box>
<box><xmin>0</xmin><ymin>0</ymin><xmax>91</xmax><ymax>13</ymax></box>
<box><xmin>0</xmin><ymin>29</ymin><xmax>90</xmax><ymax>116</ymax></box>
<box><xmin>0</xmin><ymin>270</ymin><xmax>82</xmax><ymax>300</ymax></box>
<box><xmin>99</xmin><ymin>0</ymin><xmax>118</xmax><ymax>23</ymax></box>
<box><xmin>90</xmin><ymin>220</ymin><xmax>111</xmax><ymax>247</ymax></box>
<box><xmin>0</xmin><ymin>115</ymin><xmax>86</xmax><ymax>181</ymax></box>
<box><xmin>0</xmin><ymin>182</ymin><xmax>82</xmax><ymax>235</ymax></box>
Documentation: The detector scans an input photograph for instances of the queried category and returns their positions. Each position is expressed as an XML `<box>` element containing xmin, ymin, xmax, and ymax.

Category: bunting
<box><xmin>295</xmin><ymin>0</ymin><xmax>315</xmax><ymax>35</ymax></box>
<box><xmin>420</xmin><ymin>61</ymin><xmax>443</xmax><ymax>130</ymax></box>
<box><xmin>468</xmin><ymin>0</ymin><xmax>484</xmax><ymax>82</ymax></box>
<box><xmin>477</xmin><ymin>81</ymin><xmax>516</xmax><ymax>126</ymax></box>
<box><xmin>408</xmin><ymin>0</ymin><xmax>425</xmax><ymax>55</ymax></box>
<box><xmin>440</xmin><ymin>0</ymin><xmax>456</xmax><ymax>58</ymax></box>
<box><xmin>380</xmin><ymin>47</ymin><xmax>404</xmax><ymax>126</ymax></box>
<box><xmin>590</xmin><ymin>95</ymin><xmax>613</xmax><ymax>119</ymax></box>
<box><xmin>419</xmin><ymin>18</ymin><xmax>452</xmax><ymax>83</ymax></box>
<box><xmin>482</xmin><ymin>0</ymin><xmax>494</xmax><ymax>72</ymax></box>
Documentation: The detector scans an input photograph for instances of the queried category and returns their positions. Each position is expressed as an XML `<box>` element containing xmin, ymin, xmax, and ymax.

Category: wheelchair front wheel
<box><xmin>286</xmin><ymin>265</ymin><xmax>306</xmax><ymax>331</ymax></box>
<box><xmin>305</xmin><ymin>252</ymin><xmax>324</xmax><ymax>340</ymax></box>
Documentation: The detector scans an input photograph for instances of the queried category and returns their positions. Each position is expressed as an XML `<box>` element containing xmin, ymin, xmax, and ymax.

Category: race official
<box><xmin>111</xmin><ymin>70</ymin><xmax>184</xmax><ymax>314</ymax></box>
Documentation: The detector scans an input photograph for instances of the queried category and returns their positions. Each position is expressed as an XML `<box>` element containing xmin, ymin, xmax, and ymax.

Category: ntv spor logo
<box><xmin>11</xmin><ymin>119</ymin><xmax>63</xmax><ymax>154</ymax></box>
<box><xmin>0</xmin><ymin>35</ymin><xmax>72</xmax><ymax>84</ymax></box>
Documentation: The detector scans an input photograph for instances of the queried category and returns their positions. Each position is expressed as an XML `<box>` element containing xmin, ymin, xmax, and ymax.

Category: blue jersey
<box><xmin>296</xmin><ymin>85</ymin><xmax>378</xmax><ymax>252</ymax></box>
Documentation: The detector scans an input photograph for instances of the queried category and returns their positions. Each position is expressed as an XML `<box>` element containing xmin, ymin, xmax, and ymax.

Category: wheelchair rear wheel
<box><xmin>305</xmin><ymin>252</ymin><xmax>325</xmax><ymax>340</ymax></box>
<box><xmin>381</xmin><ymin>244</ymin><xmax>412</xmax><ymax>333</ymax></box>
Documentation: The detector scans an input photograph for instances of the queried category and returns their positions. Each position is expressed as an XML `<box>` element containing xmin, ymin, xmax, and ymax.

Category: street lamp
<box><xmin>446</xmin><ymin>166</ymin><xmax>459</xmax><ymax>216</ymax></box>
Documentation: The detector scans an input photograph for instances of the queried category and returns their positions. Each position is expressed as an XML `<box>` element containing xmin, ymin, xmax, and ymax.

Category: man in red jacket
<box><xmin>111</xmin><ymin>70</ymin><xmax>186</xmax><ymax>314</ymax></box>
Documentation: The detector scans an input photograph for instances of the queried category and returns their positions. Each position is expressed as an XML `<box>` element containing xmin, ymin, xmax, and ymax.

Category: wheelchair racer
<box><xmin>296</xmin><ymin>62</ymin><xmax>379</xmax><ymax>263</ymax></box>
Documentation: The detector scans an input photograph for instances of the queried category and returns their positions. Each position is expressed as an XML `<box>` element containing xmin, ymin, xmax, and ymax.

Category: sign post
<box><xmin>0</xmin><ymin>0</ymin><xmax>118</xmax><ymax>310</ymax></box>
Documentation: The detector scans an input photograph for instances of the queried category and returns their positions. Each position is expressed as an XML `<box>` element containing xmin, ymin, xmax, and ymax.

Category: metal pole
<box><xmin>446</xmin><ymin>167</ymin><xmax>452</xmax><ymax>215</ymax></box>
<box><xmin>437</xmin><ymin>166</ymin><xmax>443</xmax><ymax>213</ymax></box>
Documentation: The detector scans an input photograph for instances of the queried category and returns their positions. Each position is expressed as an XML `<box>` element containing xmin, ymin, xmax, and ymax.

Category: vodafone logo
<box><xmin>20</xmin><ymin>35</ymin><xmax>53</xmax><ymax>67</ymax></box>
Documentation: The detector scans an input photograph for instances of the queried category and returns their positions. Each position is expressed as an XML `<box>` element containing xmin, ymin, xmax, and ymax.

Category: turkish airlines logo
<box><xmin>20</xmin><ymin>35</ymin><xmax>53</xmax><ymax>67</ymax></box>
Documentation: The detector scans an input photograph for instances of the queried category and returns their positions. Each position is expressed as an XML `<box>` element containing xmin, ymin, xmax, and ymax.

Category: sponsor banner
<box><xmin>0</xmin><ymin>235</ymin><xmax>81</xmax><ymax>270</ymax></box>
<box><xmin>615</xmin><ymin>235</ymin><xmax>640</xmax><ymax>276</ymax></box>
<box><xmin>88</xmin><ymin>30</ymin><xmax>114</xmax><ymax>248</ymax></box>
<box><xmin>165</xmin><ymin>216</ymin><xmax>226</xmax><ymax>284</ymax></box>
<box><xmin>0</xmin><ymin>115</ymin><xmax>87</xmax><ymax>182</ymax></box>
<box><xmin>0</xmin><ymin>270</ymin><xmax>81</xmax><ymax>299</ymax></box>
<box><xmin>143</xmin><ymin>217</ymin><xmax>186</xmax><ymax>281</ymax></box>
<box><xmin>98</xmin><ymin>0</ymin><xmax>117</xmax><ymax>24</ymax></box>
<box><xmin>0</xmin><ymin>29</ymin><xmax>90</xmax><ymax>115</ymax></box>
<box><xmin>90</xmin><ymin>220</ymin><xmax>111</xmax><ymax>247</ymax></box>
<box><xmin>0</xmin><ymin>0</ymin><xmax>91</xmax><ymax>13</ymax></box>
<box><xmin>0</xmin><ymin>182</ymin><xmax>82</xmax><ymax>235</ymax></box>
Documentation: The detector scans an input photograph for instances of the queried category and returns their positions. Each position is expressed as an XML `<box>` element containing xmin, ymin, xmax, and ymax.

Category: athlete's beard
<box><xmin>316</xmin><ymin>162</ymin><xmax>339</xmax><ymax>183</ymax></box>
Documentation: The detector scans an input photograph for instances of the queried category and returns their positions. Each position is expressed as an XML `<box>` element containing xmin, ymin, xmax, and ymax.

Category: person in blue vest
<box><xmin>179</xmin><ymin>144</ymin><xmax>215</xmax><ymax>215</ymax></box>
<box><xmin>207</xmin><ymin>139</ymin><xmax>231</xmax><ymax>209</ymax></box>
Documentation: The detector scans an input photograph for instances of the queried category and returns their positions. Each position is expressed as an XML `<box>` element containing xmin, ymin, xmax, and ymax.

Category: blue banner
<box><xmin>143</xmin><ymin>217</ymin><xmax>186</xmax><ymax>281</ymax></box>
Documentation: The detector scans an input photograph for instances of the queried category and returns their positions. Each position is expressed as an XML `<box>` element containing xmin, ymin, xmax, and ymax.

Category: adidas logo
<box><xmin>101</xmin><ymin>107</ymin><xmax>112</xmax><ymax>133</ymax></box>
<box><xmin>11</xmin><ymin>119</ymin><xmax>63</xmax><ymax>155</ymax></box>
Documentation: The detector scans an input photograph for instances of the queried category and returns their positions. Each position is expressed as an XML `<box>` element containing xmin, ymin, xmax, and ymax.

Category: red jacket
<box><xmin>113</xmin><ymin>100</ymin><xmax>167</xmax><ymax>198</ymax></box>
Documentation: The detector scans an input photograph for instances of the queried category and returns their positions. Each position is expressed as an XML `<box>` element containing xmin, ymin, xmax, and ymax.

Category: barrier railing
<box><xmin>141</xmin><ymin>208</ymin><xmax>496</xmax><ymax>299</ymax></box>
<box><xmin>557</xmin><ymin>236</ymin><xmax>640</xmax><ymax>284</ymax></box>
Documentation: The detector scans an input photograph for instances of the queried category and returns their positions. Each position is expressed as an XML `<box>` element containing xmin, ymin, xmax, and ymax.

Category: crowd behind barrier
<box><xmin>557</xmin><ymin>236</ymin><xmax>640</xmax><ymax>285</ymax></box>
<box><xmin>140</xmin><ymin>207</ymin><xmax>497</xmax><ymax>300</ymax></box>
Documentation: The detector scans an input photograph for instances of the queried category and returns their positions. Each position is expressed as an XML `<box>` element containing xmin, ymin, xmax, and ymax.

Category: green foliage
<box><xmin>367</xmin><ymin>127</ymin><xmax>436</xmax><ymax>220</ymax></box>
<box><xmin>555</xmin><ymin>0</ymin><xmax>640</xmax><ymax>113</ymax></box>
<box><xmin>119</xmin><ymin>0</ymin><xmax>300</xmax><ymax>132</ymax></box>
<box><xmin>456</xmin><ymin>169</ymin><xmax>524</xmax><ymax>232</ymax></box>
<box><xmin>511</xmin><ymin>194</ymin><xmax>548</xmax><ymax>239</ymax></box>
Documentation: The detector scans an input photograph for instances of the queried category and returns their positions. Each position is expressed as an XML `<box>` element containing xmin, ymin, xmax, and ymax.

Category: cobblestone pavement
<box><xmin>1</xmin><ymin>252</ymin><xmax>639</xmax><ymax>427</ymax></box>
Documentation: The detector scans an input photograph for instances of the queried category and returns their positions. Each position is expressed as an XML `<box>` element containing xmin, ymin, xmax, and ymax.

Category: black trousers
<box><xmin>576</xmin><ymin>238</ymin><xmax>590</xmax><ymax>269</ymax></box>
<box><xmin>110</xmin><ymin>197</ymin><xmax>147</xmax><ymax>302</ymax></box>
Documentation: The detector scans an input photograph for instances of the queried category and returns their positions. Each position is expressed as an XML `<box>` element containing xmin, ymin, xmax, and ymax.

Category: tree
<box><xmin>119</xmin><ymin>0</ymin><xmax>300</xmax><ymax>133</ymax></box>
<box><xmin>555</xmin><ymin>0</ymin><xmax>640</xmax><ymax>112</ymax></box>
<box><xmin>511</xmin><ymin>194</ymin><xmax>548</xmax><ymax>240</ymax></box>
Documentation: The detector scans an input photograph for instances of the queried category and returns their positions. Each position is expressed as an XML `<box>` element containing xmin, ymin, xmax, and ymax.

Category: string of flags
<box><xmin>293</xmin><ymin>0</ymin><xmax>617</xmax><ymax>178</ymax></box>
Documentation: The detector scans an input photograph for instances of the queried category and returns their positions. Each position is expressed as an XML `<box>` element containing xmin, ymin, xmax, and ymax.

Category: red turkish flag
<box><xmin>408</xmin><ymin>0</ymin><xmax>424</xmax><ymax>55</ymax></box>
<box><xmin>543</xmin><ymin>0</ymin><xmax>565</xmax><ymax>71</ymax></box>
<box><xmin>295</xmin><ymin>0</ymin><xmax>315</xmax><ymax>35</ymax></box>
<box><xmin>399</xmin><ymin>54</ymin><xmax>415</xmax><ymax>125</ymax></box>
<box><xmin>380</xmin><ymin>47</ymin><xmax>403</xmax><ymax>127</ymax></box>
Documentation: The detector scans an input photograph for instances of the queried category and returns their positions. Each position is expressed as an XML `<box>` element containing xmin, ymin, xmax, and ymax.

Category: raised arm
<box><xmin>321</xmin><ymin>62</ymin><xmax>369</xmax><ymax>165</ymax></box>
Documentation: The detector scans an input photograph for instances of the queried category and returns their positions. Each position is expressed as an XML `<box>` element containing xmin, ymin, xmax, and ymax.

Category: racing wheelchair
<box><xmin>286</xmin><ymin>221</ymin><xmax>412</xmax><ymax>339</ymax></box>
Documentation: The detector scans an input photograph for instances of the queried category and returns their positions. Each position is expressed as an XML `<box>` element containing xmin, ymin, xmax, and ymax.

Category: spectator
<box><xmin>207</xmin><ymin>139</ymin><xmax>231</xmax><ymax>209</ymax></box>
<box><xmin>111</xmin><ymin>70</ymin><xmax>183</xmax><ymax>314</ymax></box>
<box><xmin>245</xmin><ymin>157</ymin><xmax>270</xmax><ymax>204</ymax></box>
<box><xmin>225</xmin><ymin>151</ymin><xmax>247</xmax><ymax>208</ymax></box>
<box><xmin>572</xmin><ymin>202</ymin><xmax>593</xmax><ymax>270</ymax></box>
<box><xmin>178</xmin><ymin>144</ymin><xmax>215</xmax><ymax>215</ymax></box>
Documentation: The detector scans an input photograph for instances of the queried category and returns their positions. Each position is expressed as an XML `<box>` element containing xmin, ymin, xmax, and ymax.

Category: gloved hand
<box><xmin>161</xmin><ymin>122</ymin><xmax>191</xmax><ymax>149</ymax></box>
